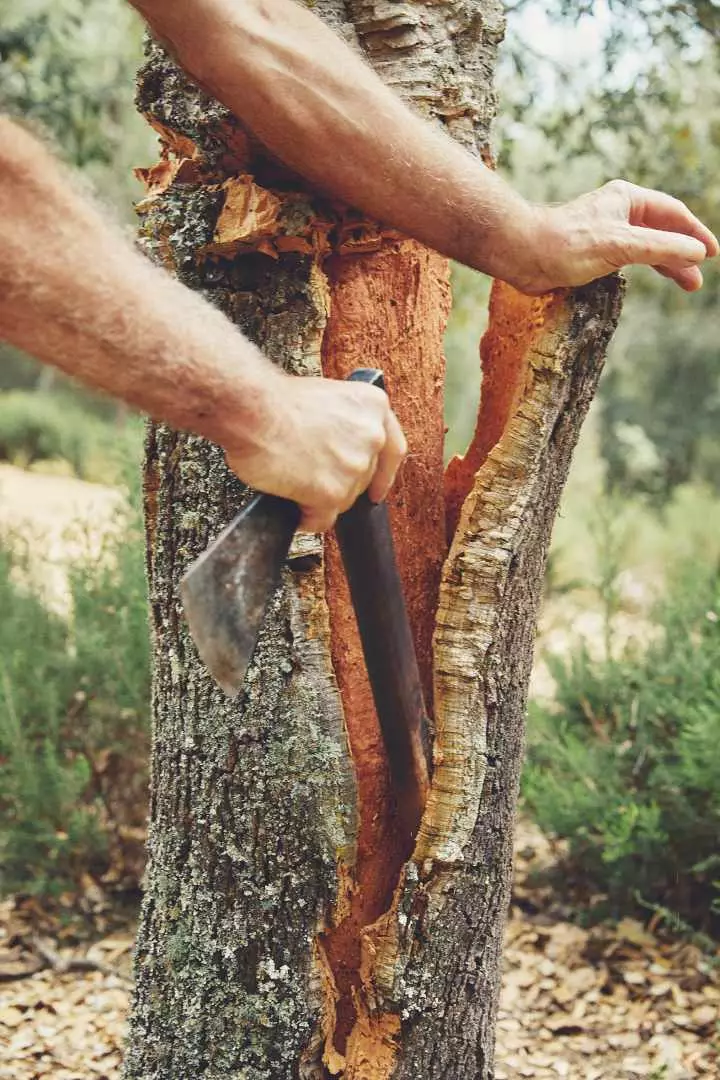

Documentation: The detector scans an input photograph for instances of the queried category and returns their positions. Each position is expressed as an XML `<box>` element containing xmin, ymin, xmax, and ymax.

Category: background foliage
<box><xmin>0</xmin><ymin>0</ymin><xmax>150</xmax><ymax>192</ymax></box>
<box><xmin>526</xmin><ymin>561</ymin><xmax>720</xmax><ymax>933</ymax></box>
<box><xmin>0</xmin><ymin>484</ymin><xmax>149</xmax><ymax>896</ymax></box>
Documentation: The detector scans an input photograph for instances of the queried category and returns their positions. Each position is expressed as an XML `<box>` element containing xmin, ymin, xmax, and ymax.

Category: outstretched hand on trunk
<box><xmin>511</xmin><ymin>181</ymin><xmax>719</xmax><ymax>295</ymax></box>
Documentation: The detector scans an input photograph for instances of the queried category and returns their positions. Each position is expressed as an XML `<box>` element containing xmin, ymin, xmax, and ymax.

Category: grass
<box><xmin>0</xmin><ymin>388</ymin><xmax>144</xmax><ymax>485</ymax></box>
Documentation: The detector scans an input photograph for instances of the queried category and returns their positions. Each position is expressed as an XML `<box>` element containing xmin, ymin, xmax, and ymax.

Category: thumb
<box><xmin>623</xmin><ymin>226</ymin><xmax>707</xmax><ymax>272</ymax></box>
<box><xmin>654</xmin><ymin>263</ymin><xmax>704</xmax><ymax>292</ymax></box>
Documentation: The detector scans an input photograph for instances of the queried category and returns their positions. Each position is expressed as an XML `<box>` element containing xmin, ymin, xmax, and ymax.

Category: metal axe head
<box><xmin>179</xmin><ymin>368</ymin><xmax>383</xmax><ymax>698</ymax></box>
<box><xmin>179</xmin><ymin>493</ymin><xmax>300</xmax><ymax>697</ymax></box>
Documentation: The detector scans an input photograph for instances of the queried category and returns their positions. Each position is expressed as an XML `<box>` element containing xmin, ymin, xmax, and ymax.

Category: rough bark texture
<box><xmin>126</xmin><ymin>3</ymin><xmax>623</xmax><ymax>1078</ymax></box>
<box><xmin>385</xmin><ymin>279</ymin><xmax>623</xmax><ymax>1079</ymax></box>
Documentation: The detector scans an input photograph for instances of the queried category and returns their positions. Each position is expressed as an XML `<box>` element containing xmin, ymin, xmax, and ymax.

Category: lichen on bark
<box><xmin>127</xmin><ymin>47</ymin><xmax>361</xmax><ymax>1080</ymax></box>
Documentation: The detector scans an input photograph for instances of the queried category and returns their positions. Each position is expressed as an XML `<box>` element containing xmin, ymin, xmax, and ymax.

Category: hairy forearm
<box><xmin>0</xmin><ymin>117</ymin><xmax>281</xmax><ymax>456</ymax></box>
<box><xmin>132</xmin><ymin>0</ymin><xmax>537</xmax><ymax>281</ymax></box>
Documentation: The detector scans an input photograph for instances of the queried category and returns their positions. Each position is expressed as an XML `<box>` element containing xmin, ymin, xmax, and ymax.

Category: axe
<box><xmin>180</xmin><ymin>369</ymin><xmax>430</xmax><ymax>838</ymax></box>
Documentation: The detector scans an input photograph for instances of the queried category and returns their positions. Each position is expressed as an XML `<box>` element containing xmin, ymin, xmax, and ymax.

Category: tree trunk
<box><xmin>125</xmin><ymin>4</ymin><xmax>623</xmax><ymax>1078</ymax></box>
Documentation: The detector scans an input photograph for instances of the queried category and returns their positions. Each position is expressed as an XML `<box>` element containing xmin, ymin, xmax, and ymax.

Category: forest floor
<box><xmin>0</xmin><ymin>465</ymin><xmax>718</xmax><ymax>1079</ymax></box>
<box><xmin>0</xmin><ymin>818</ymin><xmax>718</xmax><ymax>1080</ymax></box>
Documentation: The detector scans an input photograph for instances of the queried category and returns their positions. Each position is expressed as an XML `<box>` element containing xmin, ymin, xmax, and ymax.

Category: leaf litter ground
<box><xmin>0</xmin><ymin>466</ymin><xmax>717</xmax><ymax>1077</ymax></box>
<box><xmin>0</xmin><ymin>818</ymin><xmax>717</xmax><ymax>1080</ymax></box>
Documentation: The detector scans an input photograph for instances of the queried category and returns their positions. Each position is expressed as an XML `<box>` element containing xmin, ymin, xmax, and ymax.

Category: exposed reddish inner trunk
<box><xmin>444</xmin><ymin>285</ymin><xmax>562</xmax><ymax>538</ymax></box>
<box><xmin>320</xmin><ymin>240</ymin><xmax>449</xmax><ymax>1054</ymax></box>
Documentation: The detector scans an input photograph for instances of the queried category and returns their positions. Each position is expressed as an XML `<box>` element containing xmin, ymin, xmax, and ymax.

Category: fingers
<box><xmin>294</xmin><ymin>382</ymin><xmax>407</xmax><ymax>533</ymax></box>
<box><xmin>368</xmin><ymin>406</ymin><xmax>407</xmax><ymax>504</ymax></box>
<box><xmin>592</xmin><ymin>181</ymin><xmax>717</xmax><ymax>292</ymax></box>
<box><xmin>619</xmin><ymin>224</ymin><xmax>708</xmax><ymax>273</ymax></box>
<box><xmin>529</xmin><ymin>181</ymin><xmax>717</xmax><ymax>292</ymax></box>
<box><xmin>653</xmin><ymin>263</ymin><xmax>704</xmax><ymax>292</ymax></box>
<box><xmin>622</xmin><ymin>183</ymin><xmax>719</xmax><ymax>257</ymax></box>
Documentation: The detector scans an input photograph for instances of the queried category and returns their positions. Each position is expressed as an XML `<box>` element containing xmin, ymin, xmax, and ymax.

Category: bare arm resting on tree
<box><xmin>0</xmin><ymin>118</ymin><xmax>406</xmax><ymax>532</ymax></box>
<box><xmin>134</xmin><ymin>0</ymin><xmax>718</xmax><ymax>293</ymax></box>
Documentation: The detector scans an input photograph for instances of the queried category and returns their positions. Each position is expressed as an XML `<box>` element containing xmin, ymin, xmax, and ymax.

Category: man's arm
<box><xmin>133</xmin><ymin>0</ymin><xmax>718</xmax><ymax>293</ymax></box>
<box><xmin>0</xmin><ymin>118</ymin><xmax>405</xmax><ymax>532</ymax></box>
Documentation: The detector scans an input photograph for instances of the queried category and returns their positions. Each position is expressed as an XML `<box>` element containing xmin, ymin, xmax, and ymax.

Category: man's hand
<box><xmin>224</xmin><ymin>376</ymin><xmax>406</xmax><ymax>533</ymax></box>
<box><xmin>513</xmin><ymin>181</ymin><xmax>719</xmax><ymax>295</ymax></box>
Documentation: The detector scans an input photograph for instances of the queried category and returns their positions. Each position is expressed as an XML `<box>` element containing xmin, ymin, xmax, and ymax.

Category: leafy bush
<box><xmin>0</xmin><ymin>484</ymin><xmax>150</xmax><ymax>896</ymax></box>
<box><xmin>0</xmin><ymin>391</ymin><xmax>88</xmax><ymax>474</ymax></box>
<box><xmin>0</xmin><ymin>390</ymin><xmax>144</xmax><ymax>484</ymax></box>
<box><xmin>524</xmin><ymin>562</ymin><xmax>720</xmax><ymax>933</ymax></box>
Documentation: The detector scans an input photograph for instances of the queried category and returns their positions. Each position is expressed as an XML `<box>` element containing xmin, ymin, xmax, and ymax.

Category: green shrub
<box><xmin>0</xmin><ymin>391</ymin><xmax>89</xmax><ymax>474</ymax></box>
<box><xmin>0</xmin><ymin>389</ymin><xmax>144</xmax><ymax>483</ymax></box>
<box><xmin>524</xmin><ymin>562</ymin><xmax>720</xmax><ymax>933</ymax></box>
<box><xmin>0</xmin><ymin>482</ymin><xmax>150</xmax><ymax>896</ymax></box>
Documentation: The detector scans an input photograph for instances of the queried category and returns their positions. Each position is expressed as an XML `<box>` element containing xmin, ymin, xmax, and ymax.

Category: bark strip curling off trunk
<box><xmin>126</xmin><ymin>3</ymin><xmax>624</xmax><ymax>1078</ymax></box>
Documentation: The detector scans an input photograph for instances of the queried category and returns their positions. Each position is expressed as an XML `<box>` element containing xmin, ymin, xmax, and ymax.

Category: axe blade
<box><xmin>179</xmin><ymin>493</ymin><xmax>300</xmax><ymax>697</ymax></box>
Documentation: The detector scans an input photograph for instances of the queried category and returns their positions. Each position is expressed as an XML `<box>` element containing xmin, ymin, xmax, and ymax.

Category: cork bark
<box><xmin>125</xmin><ymin>3</ymin><xmax>623</xmax><ymax>1078</ymax></box>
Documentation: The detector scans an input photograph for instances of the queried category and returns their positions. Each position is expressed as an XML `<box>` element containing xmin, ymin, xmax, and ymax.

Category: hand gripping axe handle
<box><xmin>180</xmin><ymin>368</ymin><xmax>430</xmax><ymax>838</ymax></box>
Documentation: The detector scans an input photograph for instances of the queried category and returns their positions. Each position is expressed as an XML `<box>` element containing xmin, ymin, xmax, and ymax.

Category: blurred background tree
<box><xmin>0</xmin><ymin>0</ymin><xmax>149</xmax><ymax>192</ymax></box>
<box><xmin>491</xmin><ymin>0</ymin><xmax>720</xmax><ymax>498</ymax></box>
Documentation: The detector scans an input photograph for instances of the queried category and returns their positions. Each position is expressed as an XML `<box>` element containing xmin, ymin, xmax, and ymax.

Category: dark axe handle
<box><xmin>335</xmin><ymin>370</ymin><xmax>430</xmax><ymax>843</ymax></box>
<box><xmin>335</xmin><ymin>488</ymin><xmax>431</xmax><ymax>843</ymax></box>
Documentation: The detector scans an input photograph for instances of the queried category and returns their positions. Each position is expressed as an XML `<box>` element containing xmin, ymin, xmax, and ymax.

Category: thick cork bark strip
<box><xmin>310</xmin><ymin>278</ymin><xmax>624</xmax><ymax>1080</ymax></box>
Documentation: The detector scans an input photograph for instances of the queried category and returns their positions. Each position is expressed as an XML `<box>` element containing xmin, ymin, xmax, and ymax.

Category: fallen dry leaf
<box><xmin>0</xmin><ymin>816</ymin><xmax>717</xmax><ymax>1079</ymax></box>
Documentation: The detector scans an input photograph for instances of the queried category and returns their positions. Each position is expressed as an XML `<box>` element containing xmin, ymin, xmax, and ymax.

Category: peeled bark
<box><xmin>125</xmin><ymin>4</ymin><xmax>623</xmax><ymax>1078</ymax></box>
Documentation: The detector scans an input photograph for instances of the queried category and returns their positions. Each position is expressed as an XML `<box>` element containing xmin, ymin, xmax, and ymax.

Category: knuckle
<box><xmin>370</xmin><ymin>423</ymin><xmax>386</xmax><ymax>452</ymax></box>
<box><xmin>337</xmin><ymin>487</ymin><xmax>361</xmax><ymax>515</ymax></box>
<box><xmin>603</xmin><ymin>179</ymin><xmax>632</xmax><ymax>212</ymax></box>
<box><xmin>350</xmin><ymin>382</ymin><xmax>380</xmax><ymax>404</ymax></box>
<box><xmin>606</xmin><ymin>224</ymin><xmax>635</xmax><ymax>264</ymax></box>
<box><xmin>666</xmin><ymin>191</ymin><xmax>687</xmax><ymax>209</ymax></box>
<box><xmin>342</xmin><ymin>450</ymin><xmax>371</xmax><ymax>480</ymax></box>
<box><xmin>319</xmin><ymin>476</ymin><xmax>345</xmax><ymax>508</ymax></box>
<box><xmin>329</xmin><ymin>478</ymin><xmax>352</xmax><ymax>506</ymax></box>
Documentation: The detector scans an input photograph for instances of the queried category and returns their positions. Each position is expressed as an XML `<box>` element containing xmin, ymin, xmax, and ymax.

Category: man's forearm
<box><xmin>0</xmin><ymin>117</ymin><xmax>281</xmax><ymax>458</ymax></box>
<box><xmin>133</xmin><ymin>0</ymin><xmax>537</xmax><ymax>283</ymax></box>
